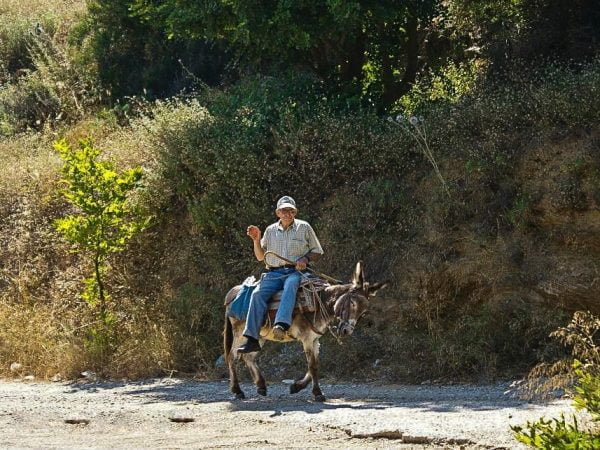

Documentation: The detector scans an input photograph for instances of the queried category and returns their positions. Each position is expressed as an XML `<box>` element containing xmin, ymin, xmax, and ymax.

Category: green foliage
<box><xmin>0</xmin><ymin>74</ymin><xmax>61</xmax><ymax>135</ymax></box>
<box><xmin>53</xmin><ymin>138</ymin><xmax>149</xmax><ymax>356</ymax></box>
<box><xmin>512</xmin><ymin>312</ymin><xmax>600</xmax><ymax>448</ymax></box>
<box><xmin>134</xmin><ymin>0</ymin><xmax>447</xmax><ymax>108</ymax></box>
<box><xmin>425</xmin><ymin>59</ymin><xmax>600</xmax><ymax>184</ymax></box>
<box><xmin>573</xmin><ymin>363</ymin><xmax>600</xmax><ymax>422</ymax></box>
<box><xmin>144</xmin><ymin>73</ymin><xmax>417</xmax><ymax>275</ymax></box>
<box><xmin>513</xmin><ymin>414</ymin><xmax>600</xmax><ymax>449</ymax></box>
<box><xmin>0</xmin><ymin>12</ymin><xmax>63</xmax><ymax>81</ymax></box>
<box><xmin>448</xmin><ymin>0</ymin><xmax>600</xmax><ymax>67</ymax></box>
<box><xmin>54</xmin><ymin>139</ymin><xmax>148</xmax><ymax>257</ymax></box>
<box><xmin>397</xmin><ymin>60</ymin><xmax>485</xmax><ymax>114</ymax></box>
<box><xmin>71</xmin><ymin>0</ymin><xmax>229</xmax><ymax>99</ymax></box>
<box><xmin>0</xmin><ymin>28</ymin><xmax>99</xmax><ymax>135</ymax></box>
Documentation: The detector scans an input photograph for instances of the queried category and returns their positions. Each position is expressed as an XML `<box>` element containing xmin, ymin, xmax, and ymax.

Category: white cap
<box><xmin>276</xmin><ymin>196</ymin><xmax>297</xmax><ymax>210</ymax></box>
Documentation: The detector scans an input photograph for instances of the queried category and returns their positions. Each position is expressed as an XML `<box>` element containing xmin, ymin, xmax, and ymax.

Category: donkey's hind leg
<box><xmin>242</xmin><ymin>348</ymin><xmax>267</xmax><ymax>396</ymax></box>
<box><xmin>290</xmin><ymin>337</ymin><xmax>325</xmax><ymax>402</ymax></box>
<box><xmin>227</xmin><ymin>331</ymin><xmax>247</xmax><ymax>399</ymax></box>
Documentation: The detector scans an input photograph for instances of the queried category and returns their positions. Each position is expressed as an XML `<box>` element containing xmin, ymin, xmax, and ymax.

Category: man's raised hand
<box><xmin>247</xmin><ymin>225</ymin><xmax>261</xmax><ymax>241</ymax></box>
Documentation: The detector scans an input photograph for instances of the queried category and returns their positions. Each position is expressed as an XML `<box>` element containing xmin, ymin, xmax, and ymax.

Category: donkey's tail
<box><xmin>223</xmin><ymin>312</ymin><xmax>233</xmax><ymax>360</ymax></box>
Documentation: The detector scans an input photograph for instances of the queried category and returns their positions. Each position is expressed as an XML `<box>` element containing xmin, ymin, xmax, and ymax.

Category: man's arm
<box><xmin>303</xmin><ymin>252</ymin><xmax>321</xmax><ymax>263</ymax></box>
<box><xmin>296</xmin><ymin>223</ymin><xmax>324</xmax><ymax>270</ymax></box>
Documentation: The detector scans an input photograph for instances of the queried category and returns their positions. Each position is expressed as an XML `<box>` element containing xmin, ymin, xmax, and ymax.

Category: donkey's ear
<box><xmin>351</xmin><ymin>261</ymin><xmax>364</xmax><ymax>287</ymax></box>
<box><xmin>366</xmin><ymin>281</ymin><xmax>389</xmax><ymax>298</ymax></box>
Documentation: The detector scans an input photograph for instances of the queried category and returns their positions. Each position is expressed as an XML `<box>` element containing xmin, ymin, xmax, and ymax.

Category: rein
<box><xmin>263</xmin><ymin>251</ymin><xmax>343</xmax><ymax>284</ymax></box>
<box><xmin>299</xmin><ymin>273</ymin><xmax>344</xmax><ymax>345</ymax></box>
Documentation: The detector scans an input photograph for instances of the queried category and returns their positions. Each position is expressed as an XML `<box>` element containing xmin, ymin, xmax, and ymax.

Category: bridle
<box><xmin>331</xmin><ymin>288</ymin><xmax>367</xmax><ymax>337</ymax></box>
<box><xmin>301</xmin><ymin>285</ymin><xmax>367</xmax><ymax>344</ymax></box>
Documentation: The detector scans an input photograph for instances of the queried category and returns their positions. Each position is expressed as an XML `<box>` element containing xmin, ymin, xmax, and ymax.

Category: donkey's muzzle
<box><xmin>337</xmin><ymin>320</ymin><xmax>355</xmax><ymax>336</ymax></box>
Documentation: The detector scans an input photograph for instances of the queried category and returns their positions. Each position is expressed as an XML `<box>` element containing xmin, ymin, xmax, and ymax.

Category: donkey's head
<box><xmin>330</xmin><ymin>261</ymin><xmax>388</xmax><ymax>336</ymax></box>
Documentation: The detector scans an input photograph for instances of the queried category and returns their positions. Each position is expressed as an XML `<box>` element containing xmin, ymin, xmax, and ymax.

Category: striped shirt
<box><xmin>261</xmin><ymin>219</ymin><xmax>324</xmax><ymax>267</ymax></box>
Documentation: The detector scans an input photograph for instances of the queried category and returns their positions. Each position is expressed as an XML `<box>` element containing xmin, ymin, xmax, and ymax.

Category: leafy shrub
<box><xmin>0</xmin><ymin>14</ymin><xmax>60</xmax><ymax>82</ymax></box>
<box><xmin>53</xmin><ymin>138</ymin><xmax>150</xmax><ymax>363</ymax></box>
<box><xmin>448</xmin><ymin>0</ymin><xmax>600</xmax><ymax>68</ymax></box>
<box><xmin>70</xmin><ymin>1</ymin><xmax>230</xmax><ymax>99</ymax></box>
<box><xmin>0</xmin><ymin>74</ymin><xmax>62</xmax><ymax>134</ymax></box>
<box><xmin>398</xmin><ymin>60</ymin><xmax>486</xmax><ymax>114</ymax></box>
<box><xmin>0</xmin><ymin>31</ymin><xmax>99</xmax><ymax>135</ymax></box>
<box><xmin>513</xmin><ymin>312</ymin><xmax>600</xmax><ymax>448</ymax></box>
<box><xmin>142</xmin><ymin>73</ymin><xmax>421</xmax><ymax>279</ymax></box>
<box><xmin>427</xmin><ymin>59</ymin><xmax>600</xmax><ymax>166</ymax></box>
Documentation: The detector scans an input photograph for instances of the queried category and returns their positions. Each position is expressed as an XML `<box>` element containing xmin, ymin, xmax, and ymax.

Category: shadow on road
<box><xmin>62</xmin><ymin>378</ymin><xmax>539</xmax><ymax>415</ymax></box>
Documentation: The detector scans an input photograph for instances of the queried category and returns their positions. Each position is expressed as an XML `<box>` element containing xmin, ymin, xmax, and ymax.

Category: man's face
<box><xmin>276</xmin><ymin>207</ymin><xmax>297</xmax><ymax>222</ymax></box>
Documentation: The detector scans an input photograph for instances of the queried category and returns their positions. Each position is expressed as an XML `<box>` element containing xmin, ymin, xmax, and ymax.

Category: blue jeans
<box><xmin>243</xmin><ymin>267</ymin><xmax>302</xmax><ymax>340</ymax></box>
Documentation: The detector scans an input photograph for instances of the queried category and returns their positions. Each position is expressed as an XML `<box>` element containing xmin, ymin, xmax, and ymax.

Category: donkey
<box><xmin>223</xmin><ymin>261</ymin><xmax>388</xmax><ymax>402</ymax></box>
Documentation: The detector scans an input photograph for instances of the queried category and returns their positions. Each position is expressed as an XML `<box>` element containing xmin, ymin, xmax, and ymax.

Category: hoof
<box><xmin>257</xmin><ymin>387</ymin><xmax>267</xmax><ymax>396</ymax></box>
<box><xmin>235</xmin><ymin>391</ymin><xmax>245</xmax><ymax>400</ymax></box>
<box><xmin>314</xmin><ymin>394</ymin><xmax>326</xmax><ymax>402</ymax></box>
<box><xmin>289</xmin><ymin>383</ymin><xmax>301</xmax><ymax>395</ymax></box>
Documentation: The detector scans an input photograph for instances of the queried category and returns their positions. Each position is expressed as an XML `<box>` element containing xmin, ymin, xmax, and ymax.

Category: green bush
<box><xmin>136</xmin><ymin>65</ymin><xmax>599</xmax><ymax>379</ymax></box>
<box><xmin>513</xmin><ymin>312</ymin><xmax>600</xmax><ymax>448</ymax></box>
<box><xmin>0</xmin><ymin>73</ymin><xmax>62</xmax><ymax>133</ymax></box>
<box><xmin>424</xmin><ymin>59</ymin><xmax>600</xmax><ymax>169</ymax></box>
<box><xmin>0</xmin><ymin>15</ymin><xmax>57</xmax><ymax>83</ymax></box>
<box><xmin>142</xmin><ymin>73</ymin><xmax>420</xmax><ymax>279</ymax></box>
<box><xmin>53</xmin><ymin>138</ymin><xmax>150</xmax><ymax>367</ymax></box>
<box><xmin>70</xmin><ymin>1</ymin><xmax>230</xmax><ymax>99</ymax></box>
<box><xmin>0</xmin><ymin>30</ymin><xmax>99</xmax><ymax>135</ymax></box>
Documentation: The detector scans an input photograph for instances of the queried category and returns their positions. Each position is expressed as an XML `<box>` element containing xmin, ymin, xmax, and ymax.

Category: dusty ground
<box><xmin>0</xmin><ymin>377</ymin><xmax>576</xmax><ymax>449</ymax></box>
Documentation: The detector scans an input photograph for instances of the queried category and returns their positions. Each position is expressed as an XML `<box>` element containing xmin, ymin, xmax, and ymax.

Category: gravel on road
<box><xmin>0</xmin><ymin>378</ymin><xmax>575</xmax><ymax>449</ymax></box>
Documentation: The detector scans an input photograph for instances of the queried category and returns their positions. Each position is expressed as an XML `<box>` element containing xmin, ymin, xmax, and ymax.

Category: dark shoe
<box><xmin>237</xmin><ymin>338</ymin><xmax>261</xmax><ymax>353</ymax></box>
<box><xmin>272</xmin><ymin>323</ymin><xmax>289</xmax><ymax>341</ymax></box>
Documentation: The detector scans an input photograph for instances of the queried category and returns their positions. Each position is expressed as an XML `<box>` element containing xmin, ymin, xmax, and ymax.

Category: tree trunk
<box><xmin>94</xmin><ymin>256</ymin><xmax>106</xmax><ymax>324</ymax></box>
<box><xmin>340</xmin><ymin>33</ymin><xmax>366</xmax><ymax>83</ymax></box>
<box><xmin>380</xmin><ymin>16</ymin><xmax>421</xmax><ymax>110</ymax></box>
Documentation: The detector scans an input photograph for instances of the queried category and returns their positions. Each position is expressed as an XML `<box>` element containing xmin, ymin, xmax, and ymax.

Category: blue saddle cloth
<box><xmin>228</xmin><ymin>277</ymin><xmax>258</xmax><ymax>321</ymax></box>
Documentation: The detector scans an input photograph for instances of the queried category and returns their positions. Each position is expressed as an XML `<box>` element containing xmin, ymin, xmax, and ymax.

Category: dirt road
<box><xmin>0</xmin><ymin>378</ymin><xmax>575</xmax><ymax>449</ymax></box>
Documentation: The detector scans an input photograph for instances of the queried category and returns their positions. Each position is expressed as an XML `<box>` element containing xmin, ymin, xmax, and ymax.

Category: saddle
<box><xmin>226</xmin><ymin>276</ymin><xmax>328</xmax><ymax>323</ymax></box>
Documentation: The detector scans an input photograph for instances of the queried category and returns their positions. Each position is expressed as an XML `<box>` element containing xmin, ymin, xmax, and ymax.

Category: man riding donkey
<box><xmin>237</xmin><ymin>195</ymin><xmax>324</xmax><ymax>353</ymax></box>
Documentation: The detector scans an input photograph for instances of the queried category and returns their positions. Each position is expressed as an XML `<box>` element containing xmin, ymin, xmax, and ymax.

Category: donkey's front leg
<box><xmin>289</xmin><ymin>370</ymin><xmax>311</xmax><ymax>395</ymax></box>
<box><xmin>291</xmin><ymin>337</ymin><xmax>325</xmax><ymax>402</ymax></box>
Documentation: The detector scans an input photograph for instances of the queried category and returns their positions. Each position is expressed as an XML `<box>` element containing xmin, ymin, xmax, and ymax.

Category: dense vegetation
<box><xmin>0</xmin><ymin>2</ymin><xmax>598</xmax><ymax>422</ymax></box>
<box><xmin>513</xmin><ymin>312</ymin><xmax>600</xmax><ymax>448</ymax></box>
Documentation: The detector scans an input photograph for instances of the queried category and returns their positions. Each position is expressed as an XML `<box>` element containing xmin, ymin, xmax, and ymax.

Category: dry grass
<box><xmin>0</xmin><ymin>302</ymin><xmax>86</xmax><ymax>379</ymax></box>
<box><xmin>0</xmin><ymin>116</ymin><xmax>154</xmax><ymax>200</ymax></box>
<box><xmin>1</xmin><ymin>59</ymin><xmax>599</xmax><ymax>381</ymax></box>
<box><xmin>0</xmin><ymin>131</ymin><xmax>62</xmax><ymax>201</ymax></box>
<box><xmin>0</xmin><ymin>0</ymin><xmax>85</xmax><ymax>21</ymax></box>
<box><xmin>0</xmin><ymin>115</ymin><xmax>172</xmax><ymax>379</ymax></box>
